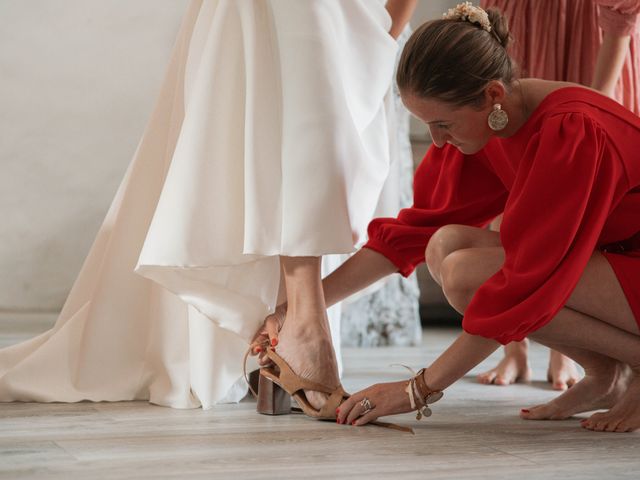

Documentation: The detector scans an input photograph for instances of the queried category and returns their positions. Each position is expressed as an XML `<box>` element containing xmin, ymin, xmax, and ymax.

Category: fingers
<box><xmin>346</xmin><ymin>399</ymin><xmax>367</xmax><ymax>425</ymax></box>
<box><xmin>337</xmin><ymin>389</ymin><xmax>380</xmax><ymax>426</ymax></box>
<box><xmin>265</xmin><ymin>316</ymin><xmax>280</xmax><ymax>348</ymax></box>
<box><xmin>353</xmin><ymin>408</ymin><xmax>379</xmax><ymax>426</ymax></box>
<box><xmin>336</xmin><ymin>395</ymin><xmax>357</xmax><ymax>424</ymax></box>
<box><xmin>249</xmin><ymin>333</ymin><xmax>268</xmax><ymax>355</ymax></box>
<box><xmin>258</xmin><ymin>351</ymin><xmax>274</xmax><ymax>367</ymax></box>
<box><xmin>339</xmin><ymin>396</ymin><xmax>380</xmax><ymax>426</ymax></box>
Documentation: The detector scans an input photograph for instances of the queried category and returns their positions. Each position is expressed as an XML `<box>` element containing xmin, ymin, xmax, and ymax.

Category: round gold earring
<box><xmin>488</xmin><ymin>104</ymin><xmax>509</xmax><ymax>131</ymax></box>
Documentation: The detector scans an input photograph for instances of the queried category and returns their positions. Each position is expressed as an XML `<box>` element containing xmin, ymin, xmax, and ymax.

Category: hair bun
<box><xmin>486</xmin><ymin>8</ymin><xmax>511</xmax><ymax>49</ymax></box>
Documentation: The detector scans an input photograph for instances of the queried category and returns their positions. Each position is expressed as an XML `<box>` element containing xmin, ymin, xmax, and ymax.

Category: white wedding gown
<box><xmin>0</xmin><ymin>0</ymin><xmax>397</xmax><ymax>408</ymax></box>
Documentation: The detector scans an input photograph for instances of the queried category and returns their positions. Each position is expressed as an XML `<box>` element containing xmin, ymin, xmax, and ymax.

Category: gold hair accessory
<box><xmin>488</xmin><ymin>103</ymin><xmax>509</xmax><ymax>131</ymax></box>
<box><xmin>443</xmin><ymin>2</ymin><xmax>491</xmax><ymax>32</ymax></box>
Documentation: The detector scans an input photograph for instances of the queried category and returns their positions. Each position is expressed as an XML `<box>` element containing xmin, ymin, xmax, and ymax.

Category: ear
<box><xmin>483</xmin><ymin>80</ymin><xmax>507</xmax><ymax>107</ymax></box>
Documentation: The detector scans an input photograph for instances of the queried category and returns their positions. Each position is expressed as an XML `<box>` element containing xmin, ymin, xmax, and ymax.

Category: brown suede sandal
<box><xmin>243</xmin><ymin>346</ymin><xmax>414</xmax><ymax>433</ymax></box>
<box><xmin>260</xmin><ymin>347</ymin><xmax>348</xmax><ymax>419</ymax></box>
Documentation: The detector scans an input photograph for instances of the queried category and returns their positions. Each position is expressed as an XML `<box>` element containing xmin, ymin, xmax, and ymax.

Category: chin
<box><xmin>456</xmin><ymin>145</ymin><xmax>478</xmax><ymax>155</ymax></box>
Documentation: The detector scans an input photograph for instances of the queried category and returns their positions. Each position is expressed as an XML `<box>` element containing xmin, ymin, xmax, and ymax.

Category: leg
<box><xmin>426</xmin><ymin>226</ymin><xmax>533</xmax><ymax>385</ymax></box>
<box><xmin>529</xmin><ymin>309</ymin><xmax>640</xmax><ymax>432</ymax></box>
<box><xmin>492</xmin><ymin>218</ymin><xmax>580</xmax><ymax>389</ymax></box>
<box><xmin>547</xmin><ymin>348</ymin><xmax>581</xmax><ymax>390</ymax></box>
<box><xmin>424</xmin><ymin>224</ymin><xmax>500</xmax><ymax>286</ymax></box>
<box><xmin>442</xmin><ymin>245</ymin><xmax>640</xmax><ymax>431</ymax></box>
<box><xmin>427</xmin><ymin>225</ymin><xmax>578</xmax><ymax>388</ymax></box>
<box><xmin>274</xmin><ymin>256</ymin><xmax>340</xmax><ymax>409</ymax></box>
<box><xmin>528</xmin><ymin>284</ymin><xmax>640</xmax><ymax>431</ymax></box>
<box><xmin>520</xmin><ymin>340</ymin><xmax>631</xmax><ymax>420</ymax></box>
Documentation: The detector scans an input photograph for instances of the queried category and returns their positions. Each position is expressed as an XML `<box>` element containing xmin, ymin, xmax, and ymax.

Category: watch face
<box><xmin>425</xmin><ymin>391</ymin><xmax>444</xmax><ymax>404</ymax></box>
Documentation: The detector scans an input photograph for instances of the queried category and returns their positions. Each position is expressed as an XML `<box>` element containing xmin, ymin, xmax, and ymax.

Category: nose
<box><xmin>428</xmin><ymin>125</ymin><xmax>448</xmax><ymax>148</ymax></box>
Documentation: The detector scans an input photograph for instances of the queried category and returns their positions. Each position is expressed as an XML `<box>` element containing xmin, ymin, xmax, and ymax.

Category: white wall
<box><xmin>0</xmin><ymin>0</ymin><xmax>190</xmax><ymax>310</ymax></box>
<box><xmin>0</xmin><ymin>0</ymin><xmax>457</xmax><ymax>312</ymax></box>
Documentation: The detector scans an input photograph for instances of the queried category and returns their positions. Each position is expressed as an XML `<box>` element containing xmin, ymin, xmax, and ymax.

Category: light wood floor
<box><xmin>1</xmin><ymin>313</ymin><xmax>639</xmax><ymax>479</ymax></box>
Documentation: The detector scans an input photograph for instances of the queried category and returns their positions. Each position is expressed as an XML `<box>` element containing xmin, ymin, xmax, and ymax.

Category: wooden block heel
<box><xmin>257</xmin><ymin>374</ymin><xmax>291</xmax><ymax>415</ymax></box>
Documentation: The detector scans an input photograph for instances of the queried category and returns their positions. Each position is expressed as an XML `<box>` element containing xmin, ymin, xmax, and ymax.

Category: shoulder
<box><xmin>524</xmin><ymin>87</ymin><xmax>617</xmax><ymax>144</ymax></box>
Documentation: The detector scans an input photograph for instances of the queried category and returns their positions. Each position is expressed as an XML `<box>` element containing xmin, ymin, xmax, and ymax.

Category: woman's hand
<box><xmin>336</xmin><ymin>380</ymin><xmax>413</xmax><ymax>426</ymax></box>
<box><xmin>249</xmin><ymin>304</ymin><xmax>287</xmax><ymax>362</ymax></box>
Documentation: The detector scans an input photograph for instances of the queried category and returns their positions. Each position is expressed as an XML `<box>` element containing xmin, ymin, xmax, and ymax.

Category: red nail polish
<box><xmin>521</xmin><ymin>409</ymin><xmax>530</xmax><ymax>413</ymax></box>
<box><xmin>255</xmin><ymin>347</ymin><xmax>262</xmax><ymax>353</ymax></box>
<box><xmin>351</xmin><ymin>421</ymin><xmax>356</xmax><ymax>426</ymax></box>
<box><xmin>336</xmin><ymin>408</ymin><xmax>340</xmax><ymax>414</ymax></box>
<box><xmin>271</xmin><ymin>338</ymin><xmax>278</xmax><ymax>347</ymax></box>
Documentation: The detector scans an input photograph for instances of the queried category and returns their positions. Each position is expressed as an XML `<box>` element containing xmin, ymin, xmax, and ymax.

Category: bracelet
<box><xmin>405</xmin><ymin>368</ymin><xmax>443</xmax><ymax>420</ymax></box>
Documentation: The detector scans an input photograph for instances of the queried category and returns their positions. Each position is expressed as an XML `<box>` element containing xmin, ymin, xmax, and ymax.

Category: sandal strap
<box><xmin>264</xmin><ymin>348</ymin><xmax>337</xmax><ymax>396</ymax></box>
<box><xmin>318</xmin><ymin>386</ymin><xmax>349</xmax><ymax>418</ymax></box>
<box><xmin>243</xmin><ymin>346</ymin><xmax>259</xmax><ymax>398</ymax></box>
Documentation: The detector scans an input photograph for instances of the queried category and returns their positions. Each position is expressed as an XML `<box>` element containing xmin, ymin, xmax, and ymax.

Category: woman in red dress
<box><xmin>478</xmin><ymin>0</ymin><xmax>640</xmax><ymax>391</ymax></box>
<box><xmin>253</xmin><ymin>3</ymin><xmax>640</xmax><ymax>432</ymax></box>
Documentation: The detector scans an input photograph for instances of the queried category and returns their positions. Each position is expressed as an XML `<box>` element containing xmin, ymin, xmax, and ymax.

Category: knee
<box><xmin>425</xmin><ymin>225</ymin><xmax>470</xmax><ymax>283</ymax></box>
<box><xmin>440</xmin><ymin>249</ymin><xmax>478</xmax><ymax>313</ymax></box>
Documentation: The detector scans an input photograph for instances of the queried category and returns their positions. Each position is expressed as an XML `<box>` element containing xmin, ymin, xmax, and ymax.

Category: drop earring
<box><xmin>488</xmin><ymin>104</ymin><xmax>509</xmax><ymax>131</ymax></box>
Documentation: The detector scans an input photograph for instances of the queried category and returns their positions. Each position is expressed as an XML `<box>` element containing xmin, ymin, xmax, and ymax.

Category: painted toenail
<box><xmin>351</xmin><ymin>421</ymin><xmax>356</xmax><ymax>426</ymax></box>
<box><xmin>521</xmin><ymin>409</ymin><xmax>530</xmax><ymax>413</ymax></box>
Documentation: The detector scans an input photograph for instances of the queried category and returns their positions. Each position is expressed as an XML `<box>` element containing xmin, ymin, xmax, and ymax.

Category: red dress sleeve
<box><xmin>364</xmin><ymin>143</ymin><xmax>507</xmax><ymax>276</ymax></box>
<box><xmin>463</xmin><ymin>112</ymin><xmax>629</xmax><ymax>344</ymax></box>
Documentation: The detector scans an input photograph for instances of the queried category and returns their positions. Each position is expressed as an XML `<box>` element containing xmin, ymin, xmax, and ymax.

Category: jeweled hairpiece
<box><xmin>443</xmin><ymin>2</ymin><xmax>491</xmax><ymax>32</ymax></box>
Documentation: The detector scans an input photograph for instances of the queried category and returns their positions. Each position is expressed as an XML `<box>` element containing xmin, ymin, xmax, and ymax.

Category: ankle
<box><xmin>549</xmin><ymin>349</ymin><xmax>571</xmax><ymax>365</ymax></box>
<box><xmin>505</xmin><ymin>341</ymin><xmax>529</xmax><ymax>362</ymax></box>
<box><xmin>282</xmin><ymin>320</ymin><xmax>332</xmax><ymax>342</ymax></box>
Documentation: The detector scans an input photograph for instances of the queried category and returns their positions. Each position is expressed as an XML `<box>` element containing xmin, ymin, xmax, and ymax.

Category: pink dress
<box><xmin>481</xmin><ymin>0</ymin><xmax>640</xmax><ymax>114</ymax></box>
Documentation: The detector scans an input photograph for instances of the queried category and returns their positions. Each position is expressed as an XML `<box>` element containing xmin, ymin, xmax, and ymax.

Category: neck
<box><xmin>494</xmin><ymin>79</ymin><xmax>530</xmax><ymax>138</ymax></box>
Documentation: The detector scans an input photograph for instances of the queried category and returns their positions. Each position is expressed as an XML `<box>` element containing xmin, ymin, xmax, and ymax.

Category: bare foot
<box><xmin>271</xmin><ymin>308</ymin><xmax>340</xmax><ymax>410</ymax></box>
<box><xmin>521</xmin><ymin>362</ymin><xmax>631</xmax><ymax>421</ymax></box>
<box><xmin>581</xmin><ymin>367</ymin><xmax>640</xmax><ymax>432</ymax></box>
<box><xmin>478</xmin><ymin>340</ymin><xmax>531</xmax><ymax>386</ymax></box>
<box><xmin>547</xmin><ymin>350</ymin><xmax>582</xmax><ymax>390</ymax></box>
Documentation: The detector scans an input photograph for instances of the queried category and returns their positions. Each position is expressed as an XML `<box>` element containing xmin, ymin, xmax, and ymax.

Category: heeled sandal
<box><xmin>261</xmin><ymin>346</ymin><xmax>349</xmax><ymax>419</ymax></box>
<box><xmin>243</xmin><ymin>345</ymin><xmax>414</xmax><ymax>433</ymax></box>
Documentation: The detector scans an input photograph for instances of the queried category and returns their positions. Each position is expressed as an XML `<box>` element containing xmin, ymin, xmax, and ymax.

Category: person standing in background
<box><xmin>478</xmin><ymin>0</ymin><xmax>640</xmax><ymax>390</ymax></box>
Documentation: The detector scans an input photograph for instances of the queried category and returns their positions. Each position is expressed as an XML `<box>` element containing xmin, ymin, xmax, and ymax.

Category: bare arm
<box><xmin>386</xmin><ymin>0</ymin><xmax>418</xmax><ymax>39</ymax></box>
<box><xmin>323</xmin><ymin>247</ymin><xmax>398</xmax><ymax>308</ymax></box>
<box><xmin>591</xmin><ymin>31</ymin><xmax>631</xmax><ymax>97</ymax></box>
<box><xmin>423</xmin><ymin>332</ymin><xmax>501</xmax><ymax>390</ymax></box>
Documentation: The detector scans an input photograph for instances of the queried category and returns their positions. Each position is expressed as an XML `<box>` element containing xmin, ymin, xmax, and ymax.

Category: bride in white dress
<box><xmin>0</xmin><ymin>0</ymin><xmax>402</xmax><ymax>409</ymax></box>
